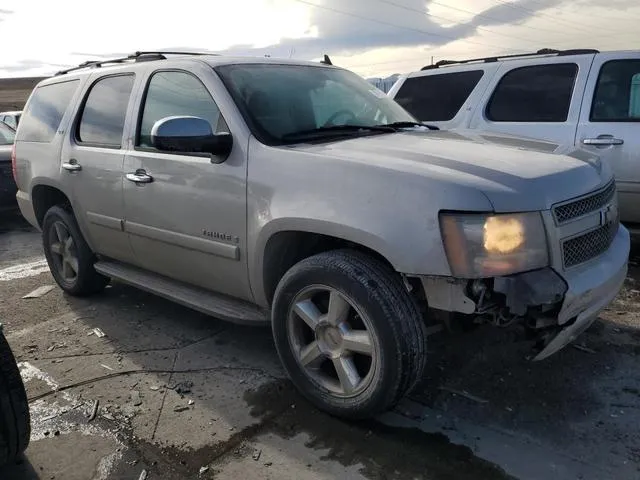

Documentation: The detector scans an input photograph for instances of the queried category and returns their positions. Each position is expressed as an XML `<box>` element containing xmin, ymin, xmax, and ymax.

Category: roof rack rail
<box><xmin>420</xmin><ymin>48</ymin><xmax>599</xmax><ymax>70</ymax></box>
<box><xmin>55</xmin><ymin>50</ymin><xmax>217</xmax><ymax>76</ymax></box>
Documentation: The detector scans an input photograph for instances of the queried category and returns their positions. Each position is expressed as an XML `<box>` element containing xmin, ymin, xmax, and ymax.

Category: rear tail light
<box><xmin>11</xmin><ymin>143</ymin><xmax>17</xmax><ymax>182</ymax></box>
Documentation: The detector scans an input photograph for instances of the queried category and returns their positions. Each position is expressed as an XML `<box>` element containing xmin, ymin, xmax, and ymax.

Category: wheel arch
<box><xmin>255</xmin><ymin>219</ymin><xmax>399</xmax><ymax>308</ymax></box>
<box><xmin>31</xmin><ymin>182</ymin><xmax>72</xmax><ymax>228</ymax></box>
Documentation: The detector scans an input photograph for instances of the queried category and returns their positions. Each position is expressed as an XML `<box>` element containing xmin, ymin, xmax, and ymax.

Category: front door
<box><xmin>63</xmin><ymin>73</ymin><xmax>137</xmax><ymax>263</ymax></box>
<box><xmin>122</xmin><ymin>68</ymin><xmax>250</xmax><ymax>301</ymax></box>
<box><xmin>576</xmin><ymin>53</ymin><xmax>640</xmax><ymax>224</ymax></box>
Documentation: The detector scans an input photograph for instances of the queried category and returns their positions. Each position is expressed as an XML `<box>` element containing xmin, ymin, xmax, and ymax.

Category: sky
<box><xmin>0</xmin><ymin>0</ymin><xmax>638</xmax><ymax>79</ymax></box>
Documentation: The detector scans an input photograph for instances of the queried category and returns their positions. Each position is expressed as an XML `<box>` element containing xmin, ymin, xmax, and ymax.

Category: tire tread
<box><xmin>0</xmin><ymin>332</ymin><xmax>30</xmax><ymax>466</ymax></box>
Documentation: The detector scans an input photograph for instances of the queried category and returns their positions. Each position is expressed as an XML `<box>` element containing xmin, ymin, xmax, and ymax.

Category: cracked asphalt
<box><xmin>1</xmin><ymin>210</ymin><xmax>640</xmax><ymax>479</ymax></box>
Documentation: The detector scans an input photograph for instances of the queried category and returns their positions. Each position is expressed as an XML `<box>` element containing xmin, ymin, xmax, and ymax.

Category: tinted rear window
<box><xmin>16</xmin><ymin>80</ymin><xmax>79</xmax><ymax>143</ymax></box>
<box><xmin>486</xmin><ymin>63</ymin><xmax>578</xmax><ymax>122</ymax></box>
<box><xmin>394</xmin><ymin>70</ymin><xmax>484</xmax><ymax>121</ymax></box>
<box><xmin>77</xmin><ymin>75</ymin><xmax>135</xmax><ymax>146</ymax></box>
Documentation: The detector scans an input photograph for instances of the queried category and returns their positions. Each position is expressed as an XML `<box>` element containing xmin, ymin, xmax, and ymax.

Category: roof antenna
<box><xmin>321</xmin><ymin>54</ymin><xmax>333</xmax><ymax>65</ymax></box>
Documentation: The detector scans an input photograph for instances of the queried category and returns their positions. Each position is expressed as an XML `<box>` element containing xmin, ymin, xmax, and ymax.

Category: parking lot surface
<box><xmin>1</xmin><ymin>211</ymin><xmax>640</xmax><ymax>480</ymax></box>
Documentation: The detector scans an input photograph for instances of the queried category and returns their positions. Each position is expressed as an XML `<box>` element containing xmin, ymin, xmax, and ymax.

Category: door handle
<box><xmin>126</xmin><ymin>169</ymin><xmax>153</xmax><ymax>184</ymax></box>
<box><xmin>582</xmin><ymin>136</ymin><xmax>624</xmax><ymax>146</ymax></box>
<box><xmin>62</xmin><ymin>160</ymin><xmax>82</xmax><ymax>172</ymax></box>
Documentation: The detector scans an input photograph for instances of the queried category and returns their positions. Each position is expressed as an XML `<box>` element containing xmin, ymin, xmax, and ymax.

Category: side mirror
<box><xmin>150</xmin><ymin>116</ymin><xmax>232</xmax><ymax>162</ymax></box>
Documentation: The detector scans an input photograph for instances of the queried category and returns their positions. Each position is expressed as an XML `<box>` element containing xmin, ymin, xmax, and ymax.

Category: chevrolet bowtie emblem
<box><xmin>600</xmin><ymin>203</ymin><xmax>618</xmax><ymax>226</ymax></box>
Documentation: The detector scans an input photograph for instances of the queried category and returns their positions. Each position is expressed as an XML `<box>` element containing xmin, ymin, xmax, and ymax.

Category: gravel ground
<box><xmin>1</xmin><ymin>210</ymin><xmax>639</xmax><ymax>480</ymax></box>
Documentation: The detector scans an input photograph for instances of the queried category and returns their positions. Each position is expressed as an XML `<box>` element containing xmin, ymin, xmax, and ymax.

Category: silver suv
<box><xmin>12</xmin><ymin>51</ymin><xmax>630</xmax><ymax>418</ymax></box>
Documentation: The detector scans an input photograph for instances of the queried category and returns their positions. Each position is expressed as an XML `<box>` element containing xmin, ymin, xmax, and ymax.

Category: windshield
<box><xmin>216</xmin><ymin>63</ymin><xmax>417</xmax><ymax>145</ymax></box>
<box><xmin>0</xmin><ymin>122</ymin><xmax>15</xmax><ymax>145</ymax></box>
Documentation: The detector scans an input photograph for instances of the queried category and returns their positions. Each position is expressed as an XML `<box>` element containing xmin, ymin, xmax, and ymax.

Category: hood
<box><xmin>292</xmin><ymin>129</ymin><xmax>610</xmax><ymax>212</ymax></box>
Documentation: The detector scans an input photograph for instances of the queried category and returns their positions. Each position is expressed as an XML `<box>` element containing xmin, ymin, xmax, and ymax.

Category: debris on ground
<box><xmin>101</xmin><ymin>364</ymin><xmax>114</xmax><ymax>371</ymax></box>
<box><xmin>188</xmin><ymin>399</ymin><xmax>195</xmax><ymax>405</ymax></box>
<box><xmin>22</xmin><ymin>285</ymin><xmax>55</xmax><ymax>299</ymax></box>
<box><xmin>88</xmin><ymin>400</ymin><xmax>100</xmax><ymax>422</ymax></box>
<box><xmin>138</xmin><ymin>469</ymin><xmax>148</xmax><ymax>480</ymax></box>
<box><xmin>438</xmin><ymin>386</ymin><xmax>489</xmax><ymax>404</ymax></box>
<box><xmin>149</xmin><ymin>385</ymin><xmax>160</xmax><ymax>391</ymax></box>
<box><xmin>131</xmin><ymin>390</ymin><xmax>143</xmax><ymax>406</ymax></box>
<box><xmin>573</xmin><ymin>344</ymin><xmax>597</xmax><ymax>354</ymax></box>
<box><xmin>252</xmin><ymin>449</ymin><xmax>262</xmax><ymax>461</ymax></box>
<box><xmin>173</xmin><ymin>406</ymin><xmax>190</xmax><ymax>412</ymax></box>
<box><xmin>171</xmin><ymin>381</ymin><xmax>193</xmax><ymax>395</ymax></box>
<box><xmin>199</xmin><ymin>466</ymin><xmax>209</xmax><ymax>475</ymax></box>
<box><xmin>47</xmin><ymin>342</ymin><xmax>68</xmax><ymax>352</ymax></box>
<box><xmin>93</xmin><ymin>327</ymin><xmax>106</xmax><ymax>338</ymax></box>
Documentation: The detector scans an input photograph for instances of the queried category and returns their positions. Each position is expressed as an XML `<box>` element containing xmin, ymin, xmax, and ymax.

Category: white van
<box><xmin>388</xmin><ymin>49</ymin><xmax>640</xmax><ymax>226</ymax></box>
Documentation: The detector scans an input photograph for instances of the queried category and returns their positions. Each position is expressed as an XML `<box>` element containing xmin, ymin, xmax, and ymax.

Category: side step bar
<box><xmin>94</xmin><ymin>260</ymin><xmax>269</xmax><ymax>325</ymax></box>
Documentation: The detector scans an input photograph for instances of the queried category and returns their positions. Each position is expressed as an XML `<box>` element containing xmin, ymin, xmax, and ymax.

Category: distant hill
<box><xmin>0</xmin><ymin>77</ymin><xmax>47</xmax><ymax>112</ymax></box>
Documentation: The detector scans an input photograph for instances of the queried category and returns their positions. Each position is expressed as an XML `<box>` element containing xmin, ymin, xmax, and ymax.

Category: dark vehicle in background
<box><xmin>0</xmin><ymin>112</ymin><xmax>21</xmax><ymax>131</ymax></box>
<box><xmin>0</xmin><ymin>324</ymin><xmax>31</xmax><ymax>466</ymax></box>
<box><xmin>0</xmin><ymin>122</ymin><xmax>17</xmax><ymax>212</ymax></box>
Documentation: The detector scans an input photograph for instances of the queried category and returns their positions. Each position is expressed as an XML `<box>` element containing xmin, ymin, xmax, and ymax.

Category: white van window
<box><xmin>394</xmin><ymin>71</ymin><xmax>484</xmax><ymax>122</ymax></box>
<box><xmin>487</xmin><ymin>63</ymin><xmax>578</xmax><ymax>123</ymax></box>
<box><xmin>591</xmin><ymin>60</ymin><xmax>640</xmax><ymax>121</ymax></box>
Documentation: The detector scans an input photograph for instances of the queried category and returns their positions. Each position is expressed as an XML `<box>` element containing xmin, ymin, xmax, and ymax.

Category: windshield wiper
<box><xmin>378</xmin><ymin>121</ymin><xmax>439</xmax><ymax>131</ymax></box>
<box><xmin>281</xmin><ymin>124</ymin><xmax>395</xmax><ymax>141</ymax></box>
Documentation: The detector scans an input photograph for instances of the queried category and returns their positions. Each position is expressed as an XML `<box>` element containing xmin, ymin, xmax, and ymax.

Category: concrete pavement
<box><xmin>1</xmin><ymin>211</ymin><xmax>640</xmax><ymax>479</ymax></box>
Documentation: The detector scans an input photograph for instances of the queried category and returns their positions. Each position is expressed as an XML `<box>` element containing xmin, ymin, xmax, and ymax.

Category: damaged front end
<box><xmin>419</xmin><ymin>268</ymin><xmax>603</xmax><ymax>360</ymax></box>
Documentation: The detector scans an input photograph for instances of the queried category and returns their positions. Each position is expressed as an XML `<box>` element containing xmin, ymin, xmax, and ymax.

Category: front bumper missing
<box><xmin>532</xmin><ymin>225</ymin><xmax>629</xmax><ymax>360</ymax></box>
<box><xmin>418</xmin><ymin>224</ymin><xmax>630</xmax><ymax>360</ymax></box>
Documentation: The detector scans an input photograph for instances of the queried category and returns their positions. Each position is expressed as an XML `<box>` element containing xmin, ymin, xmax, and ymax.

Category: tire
<box><xmin>42</xmin><ymin>206</ymin><xmax>109</xmax><ymax>296</ymax></box>
<box><xmin>272</xmin><ymin>249</ymin><xmax>427</xmax><ymax>419</ymax></box>
<box><xmin>0</xmin><ymin>329</ymin><xmax>30</xmax><ymax>466</ymax></box>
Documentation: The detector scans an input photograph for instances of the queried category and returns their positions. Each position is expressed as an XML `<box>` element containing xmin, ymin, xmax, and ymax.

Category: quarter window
<box><xmin>487</xmin><ymin>63</ymin><xmax>578</xmax><ymax>122</ymax></box>
<box><xmin>394</xmin><ymin>70</ymin><xmax>484</xmax><ymax>122</ymax></box>
<box><xmin>137</xmin><ymin>71</ymin><xmax>225</xmax><ymax>149</ymax></box>
<box><xmin>77</xmin><ymin>75</ymin><xmax>135</xmax><ymax>146</ymax></box>
<box><xmin>16</xmin><ymin>80</ymin><xmax>79</xmax><ymax>143</ymax></box>
<box><xmin>591</xmin><ymin>60</ymin><xmax>640</xmax><ymax>121</ymax></box>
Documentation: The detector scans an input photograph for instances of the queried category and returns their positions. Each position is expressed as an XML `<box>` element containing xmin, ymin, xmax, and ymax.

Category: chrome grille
<box><xmin>562</xmin><ymin>220</ymin><xmax>618</xmax><ymax>268</ymax></box>
<box><xmin>553</xmin><ymin>181</ymin><xmax>616</xmax><ymax>224</ymax></box>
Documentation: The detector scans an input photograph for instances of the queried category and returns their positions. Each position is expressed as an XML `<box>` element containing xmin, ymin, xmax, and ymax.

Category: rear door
<box><xmin>62</xmin><ymin>73</ymin><xmax>138</xmax><ymax>262</ymax></box>
<box><xmin>469</xmin><ymin>55</ymin><xmax>595</xmax><ymax>144</ymax></box>
<box><xmin>576</xmin><ymin>52</ymin><xmax>640</xmax><ymax>224</ymax></box>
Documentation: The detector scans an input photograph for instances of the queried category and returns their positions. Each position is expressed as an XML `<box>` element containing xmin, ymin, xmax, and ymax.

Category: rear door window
<box><xmin>590</xmin><ymin>60</ymin><xmax>640</xmax><ymax>121</ymax></box>
<box><xmin>16</xmin><ymin>80</ymin><xmax>79</xmax><ymax>143</ymax></box>
<box><xmin>487</xmin><ymin>63</ymin><xmax>578</xmax><ymax>122</ymax></box>
<box><xmin>77</xmin><ymin>75</ymin><xmax>135</xmax><ymax>147</ymax></box>
<box><xmin>394</xmin><ymin>70</ymin><xmax>484</xmax><ymax>121</ymax></box>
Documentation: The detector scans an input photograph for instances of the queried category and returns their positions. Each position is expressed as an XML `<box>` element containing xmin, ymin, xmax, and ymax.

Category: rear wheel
<box><xmin>272</xmin><ymin>250</ymin><xmax>427</xmax><ymax>419</ymax></box>
<box><xmin>0</xmin><ymin>327</ymin><xmax>30</xmax><ymax>466</ymax></box>
<box><xmin>42</xmin><ymin>206</ymin><xmax>109</xmax><ymax>296</ymax></box>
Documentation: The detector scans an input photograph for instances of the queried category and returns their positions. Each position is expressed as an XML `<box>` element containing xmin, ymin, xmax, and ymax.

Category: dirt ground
<box><xmin>1</xmin><ymin>210</ymin><xmax>640</xmax><ymax>480</ymax></box>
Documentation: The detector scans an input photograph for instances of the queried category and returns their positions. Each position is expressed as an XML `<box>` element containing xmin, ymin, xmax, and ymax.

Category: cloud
<box><xmin>0</xmin><ymin>7</ymin><xmax>14</xmax><ymax>21</ymax></box>
<box><xmin>215</xmin><ymin>0</ymin><xmax>565</xmax><ymax>59</ymax></box>
<box><xmin>0</xmin><ymin>59</ymin><xmax>70</xmax><ymax>73</ymax></box>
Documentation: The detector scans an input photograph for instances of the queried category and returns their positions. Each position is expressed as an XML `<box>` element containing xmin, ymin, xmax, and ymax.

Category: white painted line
<box><xmin>19</xmin><ymin>361</ymin><xmax>125</xmax><ymax>475</ymax></box>
<box><xmin>0</xmin><ymin>258</ymin><xmax>49</xmax><ymax>281</ymax></box>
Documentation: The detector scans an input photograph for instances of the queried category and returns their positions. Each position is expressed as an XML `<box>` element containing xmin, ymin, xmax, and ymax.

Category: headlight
<box><xmin>439</xmin><ymin>212</ymin><xmax>549</xmax><ymax>278</ymax></box>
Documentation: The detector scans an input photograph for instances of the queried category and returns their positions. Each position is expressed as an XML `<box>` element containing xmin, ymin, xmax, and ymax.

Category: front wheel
<box><xmin>272</xmin><ymin>250</ymin><xmax>427</xmax><ymax>419</ymax></box>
